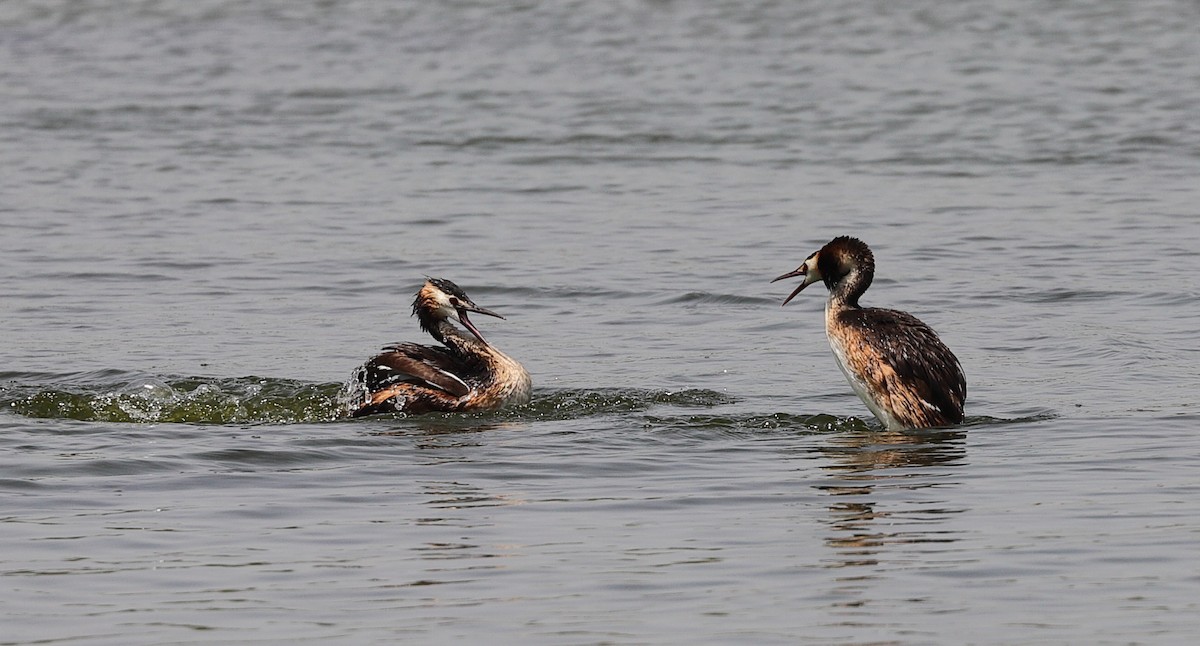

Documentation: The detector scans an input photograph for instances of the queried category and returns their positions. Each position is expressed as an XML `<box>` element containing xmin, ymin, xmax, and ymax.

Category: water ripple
<box><xmin>2</xmin><ymin>372</ymin><xmax>736</xmax><ymax>426</ymax></box>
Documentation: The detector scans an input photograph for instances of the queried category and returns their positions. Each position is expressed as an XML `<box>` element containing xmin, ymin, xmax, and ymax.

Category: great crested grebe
<box><xmin>772</xmin><ymin>236</ymin><xmax>965</xmax><ymax>430</ymax></box>
<box><xmin>342</xmin><ymin>278</ymin><xmax>532</xmax><ymax>417</ymax></box>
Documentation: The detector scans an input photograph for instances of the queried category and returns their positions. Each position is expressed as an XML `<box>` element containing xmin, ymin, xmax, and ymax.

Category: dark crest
<box><xmin>412</xmin><ymin>277</ymin><xmax>471</xmax><ymax>317</ymax></box>
<box><xmin>821</xmin><ymin>236</ymin><xmax>875</xmax><ymax>304</ymax></box>
<box><xmin>411</xmin><ymin>277</ymin><xmax>482</xmax><ymax>344</ymax></box>
<box><xmin>426</xmin><ymin>277</ymin><xmax>471</xmax><ymax>302</ymax></box>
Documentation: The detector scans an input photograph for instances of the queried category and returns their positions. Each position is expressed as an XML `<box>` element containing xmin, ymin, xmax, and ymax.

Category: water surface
<box><xmin>3</xmin><ymin>1</ymin><xmax>1199</xmax><ymax>644</ymax></box>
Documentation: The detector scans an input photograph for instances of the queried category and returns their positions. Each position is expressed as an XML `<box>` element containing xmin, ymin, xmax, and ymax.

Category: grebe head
<box><xmin>772</xmin><ymin>236</ymin><xmax>875</xmax><ymax>306</ymax></box>
<box><xmin>413</xmin><ymin>277</ymin><xmax>505</xmax><ymax>343</ymax></box>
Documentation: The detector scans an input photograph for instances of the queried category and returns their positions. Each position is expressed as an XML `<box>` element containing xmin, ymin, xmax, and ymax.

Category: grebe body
<box><xmin>773</xmin><ymin>236</ymin><xmax>965</xmax><ymax>429</ymax></box>
<box><xmin>342</xmin><ymin>278</ymin><xmax>531</xmax><ymax>417</ymax></box>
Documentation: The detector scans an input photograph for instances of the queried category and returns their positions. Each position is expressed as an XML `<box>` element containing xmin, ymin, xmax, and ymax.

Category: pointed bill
<box><xmin>772</xmin><ymin>264</ymin><xmax>820</xmax><ymax>306</ymax></box>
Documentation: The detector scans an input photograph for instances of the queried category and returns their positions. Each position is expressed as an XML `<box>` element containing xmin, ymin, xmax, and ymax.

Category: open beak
<box><xmin>772</xmin><ymin>265</ymin><xmax>817</xmax><ymax>307</ymax></box>
<box><xmin>455</xmin><ymin>302</ymin><xmax>505</xmax><ymax>343</ymax></box>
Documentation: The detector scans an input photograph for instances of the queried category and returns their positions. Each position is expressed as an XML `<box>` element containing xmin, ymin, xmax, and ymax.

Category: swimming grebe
<box><xmin>772</xmin><ymin>236</ymin><xmax>965</xmax><ymax>429</ymax></box>
<box><xmin>342</xmin><ymin>278</ymin><xmax>532</xmax><ymax>417</ymax></box>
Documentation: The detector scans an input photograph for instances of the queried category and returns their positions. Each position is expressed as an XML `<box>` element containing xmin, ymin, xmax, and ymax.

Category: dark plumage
<box><xmin>341</xmin><ymin>278</ymin><xmax>532</xmax><ymax>417</ymax></box>
<box><xmin>773</xmin><ymin>236</ymin><xmax>966</xmax><ymax>429</ymax></box>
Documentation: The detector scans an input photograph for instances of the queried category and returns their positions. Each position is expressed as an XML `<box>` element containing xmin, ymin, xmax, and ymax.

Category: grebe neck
<box><xmin>827</xmin><ymin>266</ymin><xmax>871</xmax><ymax>309</ymax></box>
<box><xmin>417</xmin><ymin>309</ymin><xmax>483</xmax><ymax>351</ymax></box>
<box><xmin>432</xmin><ymin>318</ymin><xmax>490</xmax><ymax>356</ymax></box>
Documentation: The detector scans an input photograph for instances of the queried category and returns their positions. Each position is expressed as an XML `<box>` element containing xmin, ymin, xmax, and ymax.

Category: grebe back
<box><xmin>772</xmin><ymin>236</ymin><xmax>965</xmax><ymax>430</ymax></box>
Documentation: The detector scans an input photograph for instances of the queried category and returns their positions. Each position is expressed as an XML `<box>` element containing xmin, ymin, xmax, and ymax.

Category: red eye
<box><xmin>449</xmin><ymin>297</ymin><xmax>460</xmax><ymax>307</ymax></box>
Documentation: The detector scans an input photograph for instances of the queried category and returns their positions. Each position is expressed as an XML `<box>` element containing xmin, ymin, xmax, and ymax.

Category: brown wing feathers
<box><xmin>363</xmin><ymin>343</ymin><xmax>472</xmax><ymax>398</ymax></box>
<box><xmin>837</xmin><ymin>308</ymin><xmax>965</xmax><ymax>427</ymax></box>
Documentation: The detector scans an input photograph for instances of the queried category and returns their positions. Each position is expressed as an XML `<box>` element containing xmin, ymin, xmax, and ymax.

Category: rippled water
<box><xmin>3</xmin><ymin>1</ymin><xmax>1200</xmax><ymax>644</ymax></box>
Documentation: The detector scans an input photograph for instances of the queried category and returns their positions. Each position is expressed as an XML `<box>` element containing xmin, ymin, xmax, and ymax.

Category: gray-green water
<box><xmin>3</xmin><ymin>2</ymin><xmax>1199</xmax><ymax>643</ymax></box>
